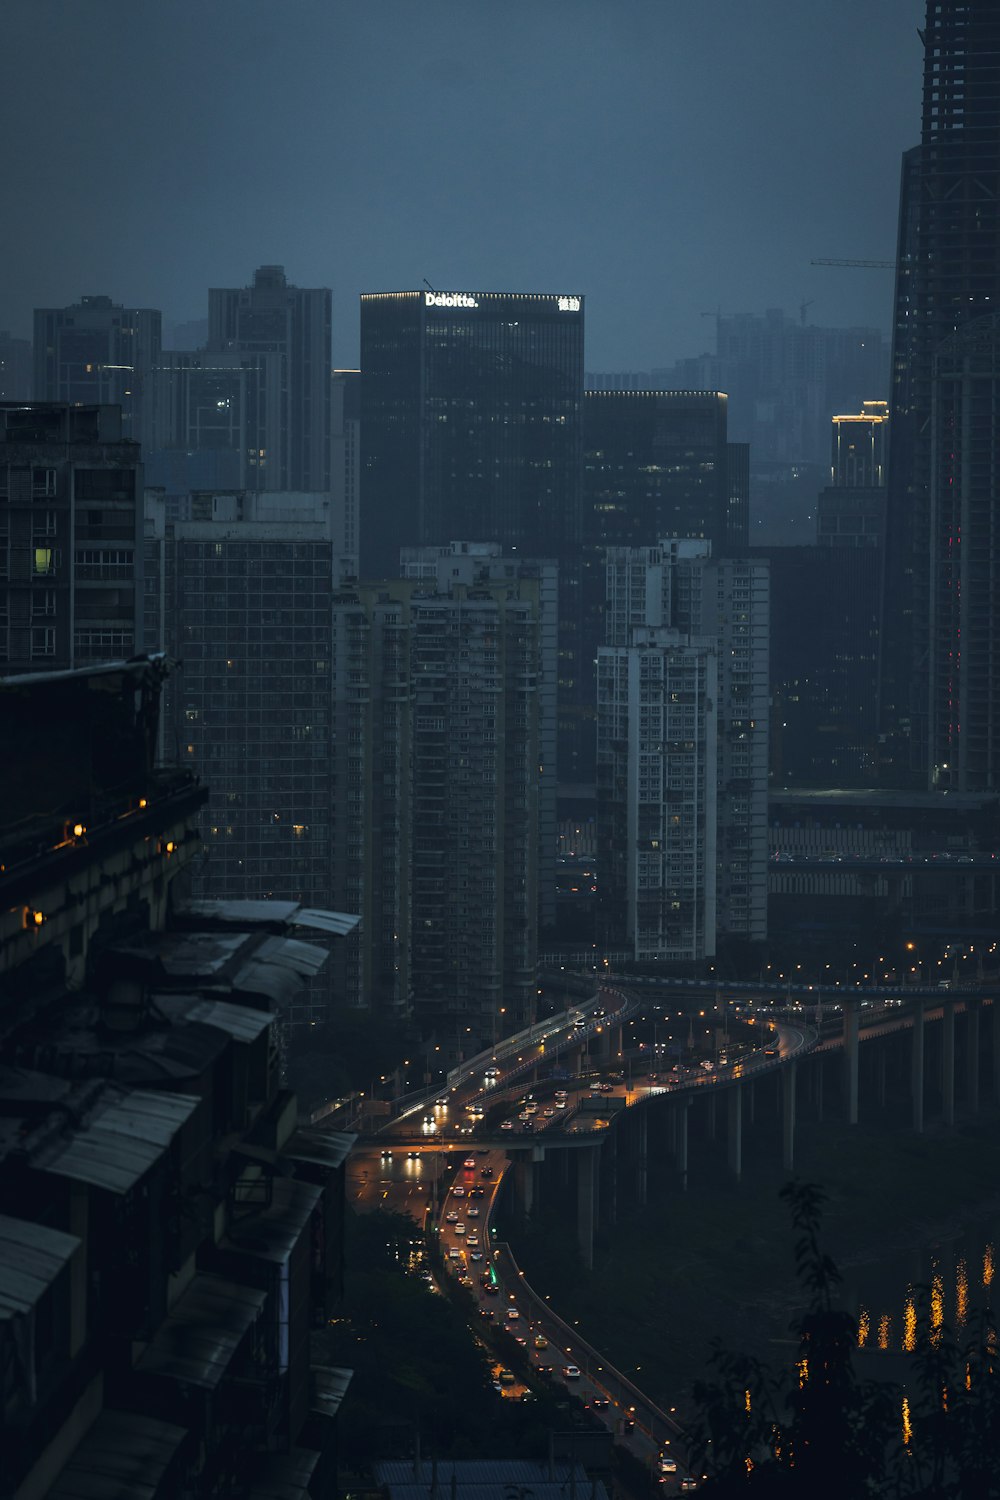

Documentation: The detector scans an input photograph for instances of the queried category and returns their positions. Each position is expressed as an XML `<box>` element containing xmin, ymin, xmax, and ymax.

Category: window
<box><xmin>31</xmin><ymin>626</ymin><xmax>56</xmax><ymax>659</ymax></box>
<box><xmin>33</xmin><ymin>548</ymin><xmax>59</xmax><ymax>576</ymax></box>
<box><xmin>75</xmin><ymin>547</ymin><xmax>134</xmax><ymax>581</ymax></box>
<box><xmin>32</xmin><ymin>467</ymin><xmax>57</xmax><ymax>498</ymax></box>
<box><xmin>32</xmin><ymin>589</ymin><xmax>56</xmax><ymax>618</ymax></box>
<box><xmin>73</xmin><ymin>627</ymin><xmax>134</xmax><ymax>659</ymax></box>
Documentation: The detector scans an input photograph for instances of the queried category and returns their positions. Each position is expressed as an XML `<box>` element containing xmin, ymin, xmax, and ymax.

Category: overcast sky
<box><xmin>1</xmin><ymin>0</ymin><xmax>923</xmax><ymax>370</ymax></box>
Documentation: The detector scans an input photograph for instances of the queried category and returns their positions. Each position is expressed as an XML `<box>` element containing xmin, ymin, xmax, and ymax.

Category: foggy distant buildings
<box><xmin>0</xmin><ymin>403</ymin><xmax>141</xmax><ymax>673</ymax></box>
<box><xmin>33</xmin><ymin>294</ymin><xmax>161</xmax><ymax>441</ymax></box>
<box><xmin>332</xmin><ymin>369</ymin><xmax>360</xmax><ymax>573</ymax></box>
<box><xmin>329</xmin><ymin>549</ymin><xmax>547</xmax><ymax>1054</ymax></box>
<box><xmin>360</xmin><ymin>289</ymin><xmax>588</xmax><ymax>780</ymax></box>
<box><xmin>598</xmin><ymin>540</ymin><xmax>769</xmax><ymax>961</ymax></box>
<box><xmin>144</xmin><ymin>266</ymin><xmax>332</xmax><ymax>499</ymax></box>
<box><xmin>881</xmin><ymin>2</ymin><xmax>1000</xmax><ymax>793</ymax></box>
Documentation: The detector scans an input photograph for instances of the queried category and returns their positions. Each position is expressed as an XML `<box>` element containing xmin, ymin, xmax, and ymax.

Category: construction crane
<box><xmin>811</xmin><ymin>258</ymin><xmax>899</xmax><ymax>270</ymax></box>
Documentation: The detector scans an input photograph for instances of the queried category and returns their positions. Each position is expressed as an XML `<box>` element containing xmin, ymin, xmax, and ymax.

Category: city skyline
<box><xmin>1</xmin><ymin>1</ymin><xmax>921</xmax><ymax>370</ymax></box>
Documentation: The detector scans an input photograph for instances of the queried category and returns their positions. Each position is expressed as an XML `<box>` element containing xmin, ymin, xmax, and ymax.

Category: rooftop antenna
<box><xmin>423</xmin><ymin>278</ymin><xmax>438</xmax><ymax>293</ymax></box>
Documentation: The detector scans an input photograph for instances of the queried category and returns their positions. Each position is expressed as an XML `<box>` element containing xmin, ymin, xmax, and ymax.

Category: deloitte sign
<box><xmin>424</xmin><ymin>292</ymin><xmax>479</xmax><ymax>309</ymax></box>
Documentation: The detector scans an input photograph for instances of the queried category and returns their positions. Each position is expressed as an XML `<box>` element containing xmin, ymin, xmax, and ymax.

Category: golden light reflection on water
<box><xmin>956</xmin><ymin>1257</ymin><xmax>969</xmax><ymax>1328</ymax></box>
<box><xmin>878</xmin><ymin>1313</ymin><xmax>891</xmax><ymax>1350</ymax></box>
<box><xmin>903</xmin><ymin>1290</ymin><xmax>917</xmax><ymax>1353</ymax></box>
<box><xmin>931</xmin><ymin>1269</ymin><xmax>944</xmax><ymax>1346</ymax></box>
<box><xmin>744</xmin><ymin>1388</ymin><xmax>751</xmax><ymax>1414</ymax></box>
<box><xmin>857</xmin><ymin>1306</ymin><xmax>870</xmax><ymax>1348</ymax></box>
<box><xmin>984</xmin><ymin>1243</ymin><xmax>994</xmax><ymax>1288</ymax></box>
<box><xmin>966</xmin><ymin>1362</ymin><xmax>972</xmax><ymax>1391</ymax></box>
<box><xmin>796</xmin><ymin>1357</ymin><xmax>809</xmax><ymax>1388</ymax></box>
<box><xmin>902</xmin><ymin>1395</ymin><xmax>912</xmax><ymax>1446</ymax></box>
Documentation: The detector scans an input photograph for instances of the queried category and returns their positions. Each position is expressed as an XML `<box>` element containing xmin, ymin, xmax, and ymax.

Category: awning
<box><xmin>230</xmin><ymin>935</ymin><xmax>329</xmax><ymax>1005</ymax></box>
<box><xmin>223</xmin><ymin>1178</ymin><xmax>322</xmax><ymax>1265</ymax></box>
<box><xmin>32</xmin><ymin>1088</ymin><xmax>199</xmax><ymax>1195</ymax></box>
<box><xmin>173</xmin><ymin>899</ymin><xmax>359</xmax><ymax>939</ymax></box>
<box><xmin>284</xmin><ymin>1128</ymin><xmax>355</xmax><ymax>1171</ymax></box>
<box><xmin>155</xmin><ymin>994</ymin><xmax>276</xmax><ymax>1044</ymax></box>
<box><xmin>46</xmin><ymin>1409</ymin><xmax>189</xmax><ymax>1500</ymax></box>
<box><xmin>0</xmin><ymin>1215</ymin><xmax>80</xmax><ymax>1320</ymax></box>
<box><xmin>136</xmin><ymin>1272</ymin><xmax>266</xmax><ymax>1389</ymax></box>
<box><xmin>311</xmin><ymin>1363</ymin><xmax>352</xmax><ymax>1419</ymax></box>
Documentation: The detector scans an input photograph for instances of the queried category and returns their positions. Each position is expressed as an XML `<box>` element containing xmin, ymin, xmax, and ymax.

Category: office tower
<box><xmin>400</xmin><ymin>541</ymin><xmax>559</xmax><ymax>933</ymax></box>
<box><xmin>142</xmin><ymin>348</ymin><xmax>271</xmax><ymax>494</ymax></box>
<box><xmin>208</xmin><ymin>265</ymin><xmax>332</xmax><ymax>492</ymax></box>
<box><xmin>0</xmin><ymin>403</ymin><xmax>141</xmax><ymax>672</ymax></box>
<box><xmin>33</xmin><ymin>294</ymin><xmax>161</xmax><ymax>440</ymax></box>
<box><xmin>0</xmin><ymin>331</ymin><xmax>31</xmax><ymax>400</ymax></box>
<box><xmin>150</xmin><ymin>490</ymin><xmax>348</xmax><ymax>1026</ymax></box>
<box><xmin>818</xmin><ymin>400</ymin><xmax>889</xmax><ymax>549</ymax></box>
<box><xmin>332</xmin><ymin>369</ymin><xmax>360</xmax><ymax>572</ymax></box>
<box><xmin>0</xmin><ymin>657</ymin><xmax>352</xmax><ymax>1499</ymax></box>
<box><xmin>330</xmin><ymin>566</ymin><xmax>543</xmax><ymax>1053</ymax></box>
<box><xmin>360</xmin><ymin>288</ymin><xmax>585</xmax><ymax>779</ymax></box>
<box><xmin>599</xmin><ymin>540</ymin><xmax>769</xmax><ymax>958</ymax></box>
<box><xmin>881</xmin><ymin>1</ymin><xmax>1000</xmax><ymax>791</ymax></box>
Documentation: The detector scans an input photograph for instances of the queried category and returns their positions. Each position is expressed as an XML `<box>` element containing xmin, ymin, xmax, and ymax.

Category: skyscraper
<box><xmin>33</xmin><ymin>294</ymin><xmax>161</xmax><ymax>441</ymax></box>
<box><xmin>207</xmin><ymin>265</ymin><xmax>332</xmax><ymax>492</ymax></box>
<box><xmin>880</xmin><ymin>1</ymin><xmax>1000</xmax><ymax>791</ymax></box>
<box><xmin>360</xmin><ymin>289</ymin><xmax>586</xmax><ymax>778</ymax></box>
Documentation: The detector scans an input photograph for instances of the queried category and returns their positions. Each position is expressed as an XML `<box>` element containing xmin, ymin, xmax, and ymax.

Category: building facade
<box><xmin>0</xmin><ymin>403</ymin><xmax>142</xmax><ymax>673</ymax></box>
<box><xmin>0</xmin><ymin>331</ymin><xmax>32</xmax><ymax>400</ymax></box>
<box><xmin>33</xmin><ymin>295</ymin><xmax>161</xmax><ymax>441</ymax></box>
<box><xmin>880</xmin><ymin>1</ymin><xmax>1000</xmax><ymax>790</ymax></box>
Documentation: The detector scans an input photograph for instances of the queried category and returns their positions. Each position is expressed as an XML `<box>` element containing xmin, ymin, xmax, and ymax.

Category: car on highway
<box><xmin>435</xmin><ymin>1097</ymin><xmax>449</xmax><ymax>1107</ymax></box>
<box><xmin>467</xmin><ymin>1233</ymin><xmax>480</xmax><ymax>1246</ymax></box>
<box><xmin>500</xmin><ymin>1121</ymin><xmax>514</xmax><ymax>1132</ymax></box>
<box><xmin>466</xmin><ymin>1206</ymin><xmax>480</xmax><ymax>1218</ymax></box>
<box><xmin>445</xmin><ymin>1211</ymin><xmax>459</xmax><ymax>1223</ymax></box>
<box><xmin>554</xmin><ymin>1089</ymin><xmax>568</xmax><ymax>1100</ymax></box>
<box><xmin>536</xmin><ymin>1364</ymin><xmax>553</xmax><ymax>1378</ymax></box>
<box><xmin>452</xmin><ymin>1185</ymin><xmax>465</xmax><ymax>1197</ymax></box>
<box><xmin>483</xmin><ymin>1282</ymin><xmax>499</xmax><ymax>1296</ymax></box>
<box><xmin>562</xmin><ymin>1364</ymin><xmax>581</xmax><ymax>1379</ymax></box>
<box><xmin>480</xmin><ymin>1167</ymin><xmax>493</xmax><ymax>1179</ymax></box>
<box><xmin>593</xmin><ymin>1397</ymin><xmax>610</xmax><ymax>1410</ymax></box>
<box><xmin>659</xmin><ymin>1456</ymin><xmax>677</xmax><ymax>1474</ymax></box>
<box><xmin>543</xmin><ymin>1107</ymin><xmax>555</xmax><ymax>1118</ymax></box>
<box><xmin>454</xmin><ymin>1223</ymin><xmax>465</xmax><ymax>1236</ymax></box>
<box><xmin>447</xmin><ymin>1248</ymin><xmax>461</xmax><ymax>1261</ymax></box>
<box><xmin>506</xmin><ymin>1307</ymin><xmax>520</xmax><ymax>1322</ymax></box>
<box><xmin>555</xmin><ymin>1100</ymin><xmax>567</xmax><ymax>1109</ymax></box>
<box><xmin>463</xmin><ymin>1157</ymin><xmax>477</xmax><ymax>1168</ymax></box>
<box><xmin>469</xmin><ymin>1187</ymin><xmax>485</xmax><ymax>1198</ymax></box>
<box><xmin>469</xmin><ymin>1251</ymin><xmax>483</xmax><ymax>1263</ymax></box>
<box><xmin>678</xmin><ymin>1479</ymin><xmax>699</xmax><ymax>1493</ymax></box>
<box><xmin>457</xmin><ymin>1274</ymin><xmax>473</xmax><ymax>1287</ymax></box>
<box><xmin>534</xmin><ymin>1334</ymin><xmax>548</xmax><ymax>1349</ymax></box>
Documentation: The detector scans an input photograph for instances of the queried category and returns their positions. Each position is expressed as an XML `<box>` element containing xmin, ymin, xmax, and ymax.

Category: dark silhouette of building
<box><xmin>0</xmin><ymin>331</ymin><xmax>32</xmax><ymax>400</ymax></box>
<box><xmin>880</xmin><ymin>1</ymin><xmax>1000</xmax><ymax>791</ymax></box>
<box><xmin>33</xmin><ymin>295</ymin><xmax>161</xmax><ymax>441</ymax></box>
<box><xmin>360</xmin><ymin>289</ymin><xmax>587</xmax><ymax>780</ymax></box>
<box><xmin>0</xmin><ymin>403</ymin><xmax>142</xmax><ymax>672</ymax></box>
<box><xmin>0</xmin><ymin>656</ymin><xmax>353</xmax><ymax>1500</ymax></box>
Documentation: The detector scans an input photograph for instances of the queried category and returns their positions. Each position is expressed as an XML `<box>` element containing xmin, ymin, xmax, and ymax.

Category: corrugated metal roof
<box><xmin>0</xmin><ymin>1214</ymin><xmax>80</xmax><ymax>1319</ymax></box>
<box><xmin>245</xmin><ymin>1446</ymin><xmax>321</xmax><ymax>1500</ymax></box>
<box><xmin>231</xmin><ymin>936</ymin><xmax>329</xmax><ymax>1005</ymax></box>
<box><xmin>285</xmin><ymin>1127</ymin><xmax>355</xmax><ymax>1170</ymax></box>
<box><xmin>136</xmin><ymin>1272</ymin><xmax>267</xmax><ymax>1389</ymax></box>
<box><xmin>311</xmin><ymin>1363</ymin><xmax>352</xmax><ymax>1418</ymax></box>
<box><xmin>224</xmin><ymin>1178</ymin><xmax>322</xmax><ymax>1265</ymax></box>
<box><xmin>33</xmin><ymin>1088</ymin><xmax>199</xmax><ymax>1195</ymax></box>
<box><xmin>156</xmin><ymin>994</ymin><xmax>276</xmax><ymax>1043</ymax></box>
<box><xmin>45</xmin><ymin>1409</ymin><xmax>188</xmax><ymax>1500</ymax></box>
<box><xmin>294</xmin><ymin>908</ymin><xmax>360</xmax><ymax>937</ymax></box>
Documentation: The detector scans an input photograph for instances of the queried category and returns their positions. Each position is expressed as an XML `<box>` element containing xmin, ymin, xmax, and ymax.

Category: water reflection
<box><xmin>901</xmin><ymin>1395</ymin><xmax>912</xmax><ymax>1446</ymax></box>
<box><xmin>849</xmin><ymin>1230</ymin><xmax>996</xmax><ymax>1359</ymax></box>
<box><xmin>956</xmin><ymin>1257</ymin><xmax>969</xmax><ymax>1327</ymax></box>
<box><xmin>903</xmin><ymin>1290</ymin><xmax>917</xmax><ymax>1352</ymax></box>
<box><xmin>857</xmin><ymin>1306</ymin><xmax>870</xmax><ymax>1348</ymax></box>
<box><xmin>877</xmin><ymin>1313</ymin><xmax>890</xmax><ymax>1350</ymax></box>
<box><xmin>930</xmin><ymin>1268</ymin><xmax>944</xmax><ymax>1345</ymax></box>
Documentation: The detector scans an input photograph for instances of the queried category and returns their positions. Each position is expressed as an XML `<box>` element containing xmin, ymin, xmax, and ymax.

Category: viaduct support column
<box><xmin>706</xmin><ymin>1092</ymin><xmax>717</xmax><ymax>1141</ymax></box>
<box><xmin>942</xmin><ymin>999</ymin><xmax>956</xmax><ymax>1127</ymax></box>
<box><xmin>843</xmin><ymin>998</ymin><xmax>860</xmax><ymax>1125</ymax></box>
<box><xmin>577</xmin><ymin>1146</ymin><xmax>597</xmax><ymax>1270</ymax></box>
<box><xmin>782</xmin><ymin>1061</ymin><xmax>797</xmax><ymax>1173</ymax></box>
<box><xmin>993</xmin><ymin>997</ymin><xmax>1000</xmax><ymax>1099</ymax></box>
<box><xmin>911</xmin><ymin>998</ymin><xmax>925</xmax><ymax>1134</ymax></box>
<box><xmin>636</xmin><ymin>1110</ymin><xmax>648</xmax><ymax>1208</ymax></box>
<box><xmin>513</xmin><ymin>1155</ymin><xmax>535</xmax><ymax>1219</ymax></box>
<box><xmin>967</xmin><ymin>998</ymin><xmax>981</xmax><ymax>1114</ymax></box>
<box><xmin>676</xmin><ymin>1100</ymin><xmax>689</xmax><ymax>1192</ymax></box>
<box><xmin>727</xmin><ymin>1082</ymin><xmax>742</xmax><ymax>1181</ymax></box>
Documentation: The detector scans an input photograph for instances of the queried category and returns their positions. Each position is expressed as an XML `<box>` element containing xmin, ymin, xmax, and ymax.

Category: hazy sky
<box><xmin>1</xmin><ymin>0</ymin><xmax>923</xmax><ymax>370</ymax></box>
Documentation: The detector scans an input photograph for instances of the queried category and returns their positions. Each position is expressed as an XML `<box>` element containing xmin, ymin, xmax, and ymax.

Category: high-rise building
<box><xmin>880</xmin><ymin>2</ymin><xmax>1000</xmax><ymax>791</ymax></box>
<box><xmin>33</xmin><ymin>294</ymin><xmax>161</xmax><ymax>440</ymax></box>
<box><xmin>360</xmin><ymin>289</ymin><xmax>586</xmax><ymax>779</ymax></box>
<box><xmin>207</xmin><ymin>265</ymin><xmax>332</xmax><ymax>492</ymax></box>
<box><xmin>142</xmin><ymin>348</ymin><xmax>274</xmax><ymax>494</ymax></box>
<box><xmin>0</xmin><ymin>403</ymin><xmax>142</xmax><ymax>673</ymax></box>
<box><xmin>599</xmin><ymin>540</ymin><xmax>769</xmax><ymax>959</ymax></box>
<box><xmin>332</xmin><ymin>369</ymin><xmax>360</xmax><ymax>573</ymax></box>
<box><xmin>0</xmin><ymin>331</ymin><xmax>31</xmax><ymax>400</ymax></box>
<box><xmin>147</xmin><ymin>490</ymin><xmax>349</xmax><ymax>1025</ymax></box>
<box><xmin>330</xmin><ymin>563</ymin><xmax>544</xmax><ymax>1053</ymax></box>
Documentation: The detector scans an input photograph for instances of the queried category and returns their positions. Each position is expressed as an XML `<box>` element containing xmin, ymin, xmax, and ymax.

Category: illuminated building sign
<box><xmin>425</xmin><ymin>292</ymin><xmax>479</xmax><ymax>308</ymax></box>
<box><xmin>558</xmin><ymin>296</ymin><xmax>581</xmax><ymax>312</ymax></box>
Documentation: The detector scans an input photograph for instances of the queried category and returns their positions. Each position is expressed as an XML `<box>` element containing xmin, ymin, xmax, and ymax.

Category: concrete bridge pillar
<box><xmin>727</xmin><ymin>1081</ymin><xmax>742</xmax><ymax>1181</ymax></box>
<box><xmin>603</xmin><ymin>1131</ymin><xmax>617</xmax><ymax>1227</ymax></box>
<box><xmin>706</xmin><ymin>1091</ymin><xmax>717</xmax><ymax>1141</ymax></box>
<box><xmin>843</xmin><ymin>997</ymin><xmax>860</xmax><ymax>1125</ymax></box>
<box><xmin>876</xmin><ymin>1047</ymin><xmax>887</xmax><ymax>1110</ymax></box>
<box><xmin>942</xmin><ymin>998</ymin><xmax>956</xmax><ymax>1127</ymax></box>
<box><xmin>675</xmin><ymin>1100</ymin><xmax>689</xmax><ymax>1191</ymax></box>
<box><xmin>636</xmin><ymin>1109</ymin><xmax>648</xmax><ymax>1208</ymax></box>
<box><xmin>513</xmin><ymin>1155</ymin><xmax>535</xmax><ymax>1219</ymax></box>
<box><xmin>577</xmin><ymin>1145</ymin><xmax>597</xmax><ymax>1270</ymax></box>
<box><xmin>747</xmin><ymin>1076</ymin><xmax>755</xmax><ymax>1125</ymax></box>
<box><xmin>782</xmin><ymin>1060</ymin><xmax>797</xmax><ymax>1172</ymax></box>
<box><xmin>911</xmin><ymin>996</ymin><xmax>925</xmax><ymax>1133</ymax></box>
<box><xmin>967</xmin><ymin>998</ymin><xmax>981</xmax><ymax>1113</ymax></box>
